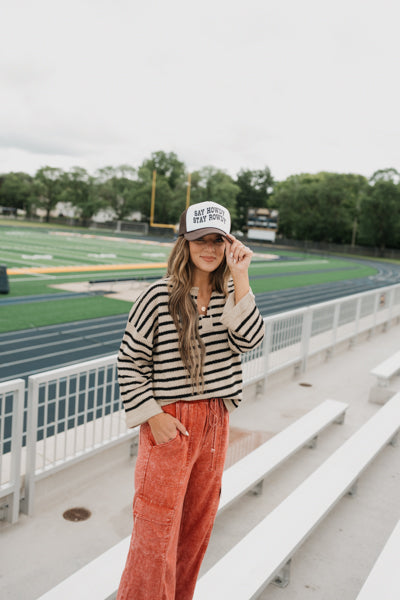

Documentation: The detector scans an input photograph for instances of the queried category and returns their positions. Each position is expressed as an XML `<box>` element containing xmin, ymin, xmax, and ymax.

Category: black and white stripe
<box><xmin>117</xmin><ymin>278</ymin><xmax>265</xmax><ymax>428</ymax></box>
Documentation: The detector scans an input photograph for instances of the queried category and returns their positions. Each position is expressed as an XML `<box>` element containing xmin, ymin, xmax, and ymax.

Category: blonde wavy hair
<box><xmin>166</xmin><ymin>236</ymin><xmax>230</xmax><ymax>392</ymax></box>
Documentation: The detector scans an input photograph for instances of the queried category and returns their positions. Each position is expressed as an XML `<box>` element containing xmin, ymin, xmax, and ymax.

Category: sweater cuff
<box><xmin>220</xmin><ymin>289</ymin><xmax>256</xmax><ymax>330</ymax></box>
<box><xmin>124</xmin><ymin>399</ymin><xmax>164</xmax><ymax>429</ymax></box>
<box><xmin>222</xmin><ymin>398</ymin><xmax>238</xmax><ymax>414</ymax></box>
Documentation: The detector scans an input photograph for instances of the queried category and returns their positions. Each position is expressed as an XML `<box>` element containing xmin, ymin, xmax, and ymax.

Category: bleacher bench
<box><xmin>355</xmin><ymin>518</ymin><xmax>400</xmax><ymax>600</ymax></box>
<box><xmin>219</xmin><ymin>399</ymin><xmax>347</xmax><ymax>511</ymax></box>
<box><xmin>369</xmin><ymin>349</ymin><xmax>400</xmax><ymax>404</ymax></box>
<box><xmin>35</xmin><ymin>399</ymin><xmax>347</xmax><ymax>600</ymax></box>
<box><xmin>193</xmin><ymin>392</ymin><xmax>400</xmax><ymax>600</ymax></box>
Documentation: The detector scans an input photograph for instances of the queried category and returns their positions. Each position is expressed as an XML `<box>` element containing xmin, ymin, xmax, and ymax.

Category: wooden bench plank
<box><xmin>193</xmin><ymin>393</ymin><xmax>400</xmax><ymax>600</ymax></box>
<box><xmin>35</xmin><ymin>399</ymin><xmax>347</xmax><ymax>600</ymax></box>
<box><xmin>355</xmin><ymin>519</ymin><xmax>400</xmax><ymax>600</ymax></box>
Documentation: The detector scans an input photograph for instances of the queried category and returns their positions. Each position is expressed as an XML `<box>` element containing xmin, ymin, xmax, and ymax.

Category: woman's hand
<box><xmin>224</xmin><ymin>235</ymin><xmax>253</xmax><ymax>303</ymax></box>
<box><xmin>148</xmin><ymin>412</ymin><xmax>189</xmax><ymax>445</ymax></box>
<box><xmin>224</xmin><ymin>234</ymin><xmax>253</xmax><ymax>274</ymax></box>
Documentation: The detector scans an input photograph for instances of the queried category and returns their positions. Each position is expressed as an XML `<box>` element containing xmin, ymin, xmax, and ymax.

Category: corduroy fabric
<box><xmin>116</xmin><ymin>399</ymin><xmax>229</xmax><ymax>600</ymax></box>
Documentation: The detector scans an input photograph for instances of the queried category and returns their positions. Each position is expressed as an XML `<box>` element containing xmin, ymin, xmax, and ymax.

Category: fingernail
<box><xmin>185</xmin><ymin>430</ymin><xmax>189</xmax><ymax>436</ymax></box>
<box><xmin>230</xmin><ymin>252</ymin><xmax>233</xmax><ymax>258</ymax></box>
<box><xmin>233</xmin><ymin>259</ymin><xmax>236</xmax><ymax>264</ymax></box>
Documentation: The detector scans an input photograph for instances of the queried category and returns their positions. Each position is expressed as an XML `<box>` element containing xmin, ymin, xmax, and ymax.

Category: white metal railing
<box><xmin>1</xmin><ymin>283</ymin><xmax>400</xmax><ymax>522</ymax></box>
<box><xmin>0</xmin><ymin>378</ymin><xmax>24</xmax><ymax>523</ymax></box>
<box><xmin>22</xmin><ymin>355</ymin><xmax>137</xmax><ymax>516</ymax></box>
<box><xmin>259</xmin><ymin>283</ymin><xmax>400</xmax><ymax>375</ymax></box>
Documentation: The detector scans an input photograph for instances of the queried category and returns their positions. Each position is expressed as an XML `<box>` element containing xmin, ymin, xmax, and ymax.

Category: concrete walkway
<box><xmin>1</xmin><ymin>321</ymin><xmax>399</xmax><ymax>600</ymax></box>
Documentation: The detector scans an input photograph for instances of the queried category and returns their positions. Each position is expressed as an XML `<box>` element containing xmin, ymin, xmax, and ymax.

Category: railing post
<box><xmin>387</xmin><ymin>287</ymin><xmax>395</xmax><ymax>327</ymax></box>
<box><xmin>396</xmin><ymin>287</ymin><xmax>400</xmax><ymax>320</ymax></box>
<box><xmin>256</xmin><ymin>318</ymin><xmax>270</xmax><ymax>396</ymax></box>
<box><xmin>352</xmin><ymin>296</ymin><xmax>362</xmax><ymax>345</ymax></box>
<box><xmin>372</xmin><ymin>291</ymin><xmax>380</xmax><ymax>335</ymax></box>
<box><xmin>301</xmin><ymin>309</ymin><xmax>313</xmax><ymax>373</ymax></box>
<box><xmin>330</xmin><ymin>302</ymin><xmax>340</xmax><ymax>352</ymax></box>
<box><xmin>21</xmin><ymin>375</ymin><xmax>40</xmax><ymax>516</ymax></box>
<box><xmin>0</xmin><ymin>379</ymin><xmax>25</xmax><ymax>524</ymax></box>
<box><xmin>9</xmin><ymin>381</ymin><xmax>24</xmax><ymax>523</ymax></box>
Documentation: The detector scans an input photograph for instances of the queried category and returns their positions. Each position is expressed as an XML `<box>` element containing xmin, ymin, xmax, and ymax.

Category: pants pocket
<box><xmin>145</xmin><ymin>423</ymin><xmax>181</xmax><ymax>448</ymax></box>
<box><xmin>134</xmin><ymin>494</ymin><xmax>175</xmax><ymax>525</ymax></box>
<box><xmin>128</xmin><ymin>495</ymin><xmax>176</xmax><ymax>595</ymax></box>
<box><xmin>142</xmin><ymin>431</ymin><xmax>187</xmax><ymax>508</ymax></box>
<box><xmin>145</xmin><ymin>402</ymin><xmax>181</xmax><ymax>447</ymax></box>
<box><xmin>133</xmin><ymin>495</ymin><xmax>175</xmax><ymax>558</ymax></box>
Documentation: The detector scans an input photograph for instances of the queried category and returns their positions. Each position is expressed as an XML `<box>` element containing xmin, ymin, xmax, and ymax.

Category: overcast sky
<box><xmin>1</xmin><ymin>0</ymin><xmax>399</xmax><ymax>181</ymax></box>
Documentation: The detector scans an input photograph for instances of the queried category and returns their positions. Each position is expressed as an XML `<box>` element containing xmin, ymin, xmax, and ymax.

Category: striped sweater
<box><xmin>117</xmin><ymin>277</ymin><xmax>265</xmax><ymax>428</ymax></box>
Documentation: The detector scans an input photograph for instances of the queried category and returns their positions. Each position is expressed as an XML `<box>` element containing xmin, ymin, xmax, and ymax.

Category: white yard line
<box><xmin>251</xmin><ymin>259</ymin><xmax>329</xmax><ymax>267</ymax></box>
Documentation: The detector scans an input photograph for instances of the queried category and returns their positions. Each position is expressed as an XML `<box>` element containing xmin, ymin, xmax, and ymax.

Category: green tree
<box><xmin>136</xmin><ymin>151</ymin><xmax>188</xmax><ymax>225</ymax></box>
<box><xmin>190</xmin><ymin>167</ymin><xmax>239</xmax><ymax>226</ymax></box>
<box><xmin>96</xmin><ymin>165</ymin><xmax>139</xmax><ymax>221</ymax></box>
<box><xmin>60</xmin><ymin>167</ymin><xmax>105</xmax><ymax>226</ymax></box>
<box><xmin>0</xmin><ymin>172</ymin><xmax>35</xmax><ymax>216</ymax></box>
<box><xmin>134</xmin><ymin>164</ymin><xmax>155</xmax><ymax>219</ymax></box>
<box><xmin>273</xmin><ymin>172</ymin><xmax>368</xmax><ymax>244</ymax></box>
<box><xmin>369</xmin><ymin>168</ymin><xmax>400</xmax><ymax>184</ymax></box>
<box><xmin>358</xmin><ymin>170</ymin><xmax>400</xmax><ymax>251</ymax></box>
<box><xmin>141</xmin><ymin>151</ymin><xmax>186</xmax><ymax>190</ymax></box>
<box><xmin>34</xmin><ymin>167</ymin><xmax>64</xmax><ymax>222</ymax></box>
<box><xmin>235</xmin><ymin>167</ymin><xmax>274</xmax><ymax>230</ymax></box>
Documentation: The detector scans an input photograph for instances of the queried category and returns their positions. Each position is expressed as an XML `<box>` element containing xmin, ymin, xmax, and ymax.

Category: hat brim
<box><xmin>183</xmin><ymin>227</ymin><xmax>230</xmax><ymax>241</ymax></box>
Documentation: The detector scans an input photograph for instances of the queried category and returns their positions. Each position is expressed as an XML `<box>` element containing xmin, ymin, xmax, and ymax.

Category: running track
<box><xmin>1</xmin><ymin>257</ymin><xmax>400</xmax><ymax>383</ymax></box>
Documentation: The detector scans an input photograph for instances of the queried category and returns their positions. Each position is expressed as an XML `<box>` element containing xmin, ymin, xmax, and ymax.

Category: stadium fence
<box><xmin>1</xmin><ymin>283</ymin><xmax>399</xmax><ymax>522</ymax></box>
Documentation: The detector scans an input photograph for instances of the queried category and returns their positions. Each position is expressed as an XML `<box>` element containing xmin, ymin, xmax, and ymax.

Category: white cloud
<box><xmin>1</xmin><ymin>0</ymin><xmax>399</xmax><ymax>180</ymax></box>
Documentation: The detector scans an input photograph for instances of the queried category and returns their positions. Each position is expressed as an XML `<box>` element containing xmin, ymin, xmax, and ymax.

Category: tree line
<box><xmin>0</xmin><ymin>151</ymin><xmax>399</xmax><ymax>250</ymax></box>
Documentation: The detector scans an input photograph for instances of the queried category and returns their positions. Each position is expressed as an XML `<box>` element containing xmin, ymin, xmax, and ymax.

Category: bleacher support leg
<box><xmin>250</xmin><ymin>480</ymin><xmax>264</xmax><ymax>496</ymax></box>
<box><xmin>334</xmin><ymin>411</ymin><xmax>346</xmax><ymax>425</ymax></box>
<box><xmin>256</xmin><ymin>379</ymin><xmax>265</xmax><ymax>398</ymax></box>
<box><xmin>347</xmin><ymin>480</ymin><xmax>358</xmax><ymax>496</ymax></box>
<box><xmin>130</xmin><ymin>439</ymin><xmax>139</xmax><ymax>457</ymax></box>
<box><xmin>306</xmin><ymin>435</ymin><xmax>318</xmax><ymax>449</ymax></box>
<box><xmin>273</xmin><ymin>559</ymin><xmax>291</xmax><ymax>588</ymax></box>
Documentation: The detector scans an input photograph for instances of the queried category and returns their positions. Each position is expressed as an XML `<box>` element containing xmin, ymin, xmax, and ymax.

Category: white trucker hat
<box><xmin>178</xmin><ymin>201</ymin><xmax>231</xmax><ymax>241</ymax></box>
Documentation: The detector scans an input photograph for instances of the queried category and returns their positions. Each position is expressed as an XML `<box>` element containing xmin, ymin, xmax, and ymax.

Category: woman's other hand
<box><xmin>148</xmin><ymin>412</ymin><xmax>189</xmax><ymax>445</ymax></box>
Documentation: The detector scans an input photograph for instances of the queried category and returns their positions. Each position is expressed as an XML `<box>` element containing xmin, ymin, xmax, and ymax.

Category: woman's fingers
<box><xmin>148</xmin><ymin>413</ymin><xmax>188</xmax><ymax>444</ymax></box>
<box><xmin>224</xmin><ymin>235</ymin><xmax>253</xmax><ymax>265</ymax></box>
<box><xmin>235</xmin><ymin>244</ymin><xmax>252</xmax><ymax>262</ymax></box>
<box><xmin>174</xmin><ymin>418</ymin><xmax>189</xmax><ymax>437</ymax></box>
<box><xmin>148</xmin><ymin>413</ymin><xmax>177</xmax><ymax>444</ymax></box>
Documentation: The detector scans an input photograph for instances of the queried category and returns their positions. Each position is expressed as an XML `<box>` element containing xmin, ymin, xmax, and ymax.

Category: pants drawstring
<box><xmin>208</xmin><ymin>398</ymin><xmax>223</xmax><ymax>469</ymax></box>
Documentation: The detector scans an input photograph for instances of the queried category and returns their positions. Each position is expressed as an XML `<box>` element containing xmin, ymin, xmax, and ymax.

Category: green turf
<box><xmin>0</xmin><ymin>221</ymin><xmax>383</xmax><ymax>333</ymax></box>
<box><xmin>0</xmin><ymin>296</ymin><xmax>132</xmax><ymax>333</ymax></box>
<box><xmin>1</xmin><ymin>224</ymin><xmax>170</xmax><ymax>272</ymax></box>
<box><xmin>249</xmin><ymin>265</ymin><xmax>376</xmax><ymax>293</ymax></box>
<box><xmin>250</xmin><ymin>258</ymin><xmax>354</xmax><ymax>272</ymax></box>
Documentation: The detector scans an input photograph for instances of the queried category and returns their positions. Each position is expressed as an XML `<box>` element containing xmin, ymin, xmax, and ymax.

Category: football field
<box><xmin>0</xmin><ymin>221</ymin><xmax>379</xmax><ymax>333</ymax></box>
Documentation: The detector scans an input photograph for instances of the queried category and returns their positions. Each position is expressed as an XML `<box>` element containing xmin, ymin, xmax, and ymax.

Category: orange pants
<box><xmin>117</xmin><ymin>399</ymin><xmax>229</xmax><ymax>600</ymax></box>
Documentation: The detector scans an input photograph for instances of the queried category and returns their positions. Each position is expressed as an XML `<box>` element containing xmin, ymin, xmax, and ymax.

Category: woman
<box><xmin>116</xmin><ymin>200</ymin><xmax>265</xmax><ymax>600</ymax></box>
